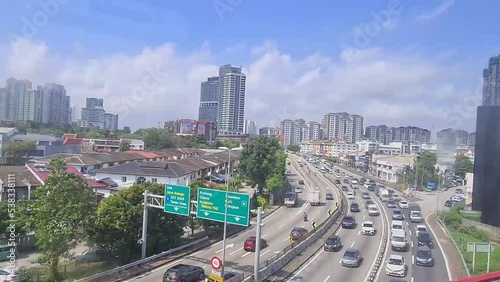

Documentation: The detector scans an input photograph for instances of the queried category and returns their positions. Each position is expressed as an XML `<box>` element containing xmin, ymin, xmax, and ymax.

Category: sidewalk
<box><xmin>0</xmin><ymin>243</ymin><xmax>88</xmax><ymax>269</ymax></box>
<box><xmin>427</xmin><ymin>213</ymin><xmax>468</xmax><ymax>280</ymax></box>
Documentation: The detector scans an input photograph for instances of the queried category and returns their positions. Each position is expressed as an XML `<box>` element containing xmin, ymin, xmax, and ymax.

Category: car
<box><xmin>335</xmin><ymin>169</ymin><xmax>340</xmax><ymax>173</ymax></box>
<box><xmin>342</xmin><ymin>186</ymin><xmax>349</xmax><ymax>191</ymax></box>
<box><xmin>343</xmin><ymin>179</ymin><xmax>350</xmax><ymax>184</ymax></box>
<box><xmin>391</xmin><ymin>220</ymin><xmax>405</xmax><ymax>234</ymax></box>
<box><xmin>336</xmin><ymin>174</ymin><xmax>341</xmax><ymax>178</ymax></box>
<box><xmin>326</xmin><ymin>193</ymin><xmax>334</xmax><ymax>200</ymax></box>
<box><xmin>417</xmin><ymin>231</ymin><xmax>434</xmax><ymax>248</ymax></box>
<box><xmin>365</xmin><ymin>200</ymin><xmax>375</xmax><ymax>209</ymax></box>
<box><xmin>386</xmin><ymin>255</ymin><xmax>407</xmax><ymax>277</ymax></box>
<box><xmin>415</xmin><ymin>225</ymin><xmax>428</xmax><ymax>238</ymax></box>
<box><xmin>324</xmin><ymin>235</ymin><xmax>342</xmax><ymax>252</ymax></box>
<box><xmin>361</xmin><ymin>221</ymin><xmax>376</xmax><ymax>235</ymax></box>
<box><xmin>335</xmin><ymin>179</ymin><xmax>341</xmax><ymax>184</ymax></box>
<box><xmin>0</xmin><ymin>268</ymin><xmax>20</xmax><ymax>282</ymax></box>
<box><xmin>298</xmin><ymin>180</ymin><xmax>305</xmax><ymax>185</ymax></box>
<box><xmin>399</xmin><ymin>200</ymin><xmax>409</xmax><ymax>209</ymax></box>
<box><xmin>367</xmin><ymin>185</ymin><xmax>375</xmax><ymax>192</ymax></box>
<box><xmin>342</xmin><ymin>215</ymin><xmax>356</xmax><ymax>229</ymax></box>
<box><xmin>416</xmin><ymin>186</ymin><xmax>425</xmax><ymax>191</ymax></box>
<box><xmin>206</xmin><ymin>272</ymin><xmax>238</xmax><ymax>282</ymax></box>
<box><xmin>163</xmin><ymin>264</ymin><xmax>205</xmax><ymax>282</ymax></box>
<box><xmin>392</xmin><ymin>209</ymin><xmax>405</xmax><ymax>220</ymax></box>
<box><xmin>341</xmin><ymin>248</ymin><xmax>363</xmax><ymax>267</ymax></box>
<box><xmin>415</xmin><ymin>246</ymin><xmax>434</xmax><ymax>267</ymax></box>
<box><xmin>347</xmin><ymin>192</ymin><xmax>355</xmax><ymax>199</ymax></box>
<box><xmin>362</xmin><ymin>192</ymin><xmax>370</xmax><ymax>199</ymax></box>
<box><xmin>451</xmin><ymin>195</ymin><xmax>465</xmax><ymax>202</ymax></box>
<box><xmin>444</xmin><ymin>200</ymin><xmax>453</xmax><ymax>207</ymax></box>
<box><xmin>368</xmin><ymin>205</ymin><xmax>380</xmax><ymax>216</ymax></box>
<box><xmin>392</xmin><ymin>194</ymin><xmax>400</xmax><ymax>202</ymax></box>
<box><xmin>286</xmin><ymin>170</ymin><xmax>291</xmax><ymax>174</ymax></box>
<box><xmin>386</xmin><ymin>200</ymin><xmax>397</xmax><ymax>208</ymax></box>
<box><xmin>350</xmin><ymin>203</ymin><xmax>360</xmax><ymax>212</ymax></box>
<box><xmin>410</xmin><ymin>210</ymin><xmax>422</xmax><ymax>223</ymax></box>
<box><xmin>244</xmin><ymin>236</ymin><xmax>267</xmax><ymax>252</ymax></box>
<box><xmin>294</xmin><ymin>187</ymin><xmax>302</xmax><ymax>193</ymax></box>
<box><xmin>290</xmin><ymin>227</ymin><xmax>309</xmax><ymax>242</ymax></box>
<box><xmin>456</xmin><ymin>188</ymin><xmax>464</xmax><ymax>193</ymax></box>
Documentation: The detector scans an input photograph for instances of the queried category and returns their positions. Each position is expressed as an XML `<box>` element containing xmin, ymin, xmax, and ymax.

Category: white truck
<box><xmin>309</xmin><ymin>189</ymin><xmax>321</xmax><ymax>206</ymax></box>
<box><xmin>379</xmin><ymin>188</ymin><xmax>390</xmax><ymax>202</ymax></box>
<box><xmin>284</xmin><ymin>192</ymin><xmax>298</xmax><ymax>207</ymax></box>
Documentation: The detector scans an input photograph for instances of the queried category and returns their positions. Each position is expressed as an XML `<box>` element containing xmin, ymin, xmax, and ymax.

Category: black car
<box><xmin>342</xmin><ymin>186</ymin><xmax>349</xmax><ymax>191</ymax></box>
<box><xmin>342</xmin><ymin>216</ymin><xmax>356</xmax><ymax>229</ymax></box>
<box><xmin>392</xmin><ymin>209</ymin><xmax>405</xmax><ymax>220</ymax></box>
<box><xmin>444</xmin><ymin>200</ymin><xmax>453</xmax><ymax>207</ymax></box>
<box><xmin>350</xmin><ymin>203</ymin><xmax>360</xmax><ymax>212</ymax></box>
<box><xmin>163</xmin><ymin>264</ymin><xmax>205</xmax><ymax>282</ymax></box>
<box><xmin>417</xmin><ymin>231</ymin><xmax>434</xmax><ymax>248</ymax></box>
<box><xmin>335</xmin><ymin>179</ymin><xmax>341</xmax><ymax>184</ymax></box>
<box><xmin>326</xmin><ymin>193</ymin><xmax>334</xmax><ymax>200</ymax></box>
<box><xmin>368</xmin><ymin>185</ymin><xmax>375</xmax><ymax>192</ymax></box>
<box><xmin>365</xmin><ymin>200</ymin><xmax>375</xmax><ymax>209</ymax></box>
<box><xmin>324</xmin><ymin>235</ymin><xmax>342</xmax><ymax>252</ymax></box>
<box><xmin>299</xmin><ymin>180</ymin><xmax>304</xmax><ymax>185</ymax></box>
<box><xmin>415</xmin><ymin>246</ymin><xmax>434</xmax><ymax>267</ymax></box>
<box><xmin>456</xmin><ymin>188</ymin><xmax>464</xmax><ymax>194</ymax></box>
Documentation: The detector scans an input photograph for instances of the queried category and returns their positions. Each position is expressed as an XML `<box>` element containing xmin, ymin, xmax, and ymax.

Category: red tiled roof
<box><xmin>124</xmin><ymin>150</ymin><xmax>161</xmax><ymax>159</ymax></box>
<box><xmin>26</xmin><ymin>164</ymin><xmax>107</xmax><ymax>188</ymax></box>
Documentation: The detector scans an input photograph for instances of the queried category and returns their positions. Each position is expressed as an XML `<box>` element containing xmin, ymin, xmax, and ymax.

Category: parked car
<box><xmin>341</xmin><ymin>248</ymin><xmax>363</xmax><ymax>267</ymax></box>
<box><xmin>444</xmin><ymin>200</ymin><xmax>453</xmax><ymax>207</ymax></box>
<box><xmin>0</xmin><ymin>268</ymin><xmax>20</xmax><ymax>282</ymax></box>
<box><xmin>324</xmin><ymin>235</ymin><xmax>342</xmax><ymax>252</ymax></box>
<box><xmin>244</xmin><ymin>236</ymin><xmax>267</xmax><ymax>252</ymax></box>
<box><xmin>163</xmin><ymin>264</ymin><xmax>205</xmax><ymax>282</ymax></box>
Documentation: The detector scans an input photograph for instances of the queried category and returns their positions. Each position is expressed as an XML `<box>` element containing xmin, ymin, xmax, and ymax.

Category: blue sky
<box><xmin>0</xmin><ymin>0</ymin><xmax>498</xmax><ymax>132</ymax></box>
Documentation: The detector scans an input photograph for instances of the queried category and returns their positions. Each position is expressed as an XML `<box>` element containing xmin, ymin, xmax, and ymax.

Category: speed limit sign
<box><xmin>211</xmin><ymin>256</ymin><xmax>222</xmax><ymax>270</ymax></box>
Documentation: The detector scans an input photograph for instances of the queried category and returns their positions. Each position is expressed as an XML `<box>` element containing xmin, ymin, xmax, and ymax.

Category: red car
<box><xmin>244</xmin><ymin>237</ymin><xmax>267</xmax><ymax>252</ymax></box>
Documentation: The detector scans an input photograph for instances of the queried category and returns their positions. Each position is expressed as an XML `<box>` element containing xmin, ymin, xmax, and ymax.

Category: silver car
<box><xmin>341</xmin><ymin>247</ymin><xmax>362</xmax><ymax>267</ymax></box>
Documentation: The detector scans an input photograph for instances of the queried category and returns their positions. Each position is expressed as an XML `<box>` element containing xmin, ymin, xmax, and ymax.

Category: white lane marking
<box><xmin>241</xmin><ymin>251</ymin><xmax>251</xmax><ymax>258</ymax></box>
<box><xmin>411</xmin><ymin>241</ymin><xmax>414</xmax><ymax>248</ymax></box>
<box><xmin>229</xmin><ymin>247</ymin><xmax>243</xmax><ymax>256</ymax></box>
<box><xmin>284</xmin><ymin>236</ymin><xmax>290</xmax><ymax>242</ymax></box>
<box><xmin>202</xmin><ymin>265</ymin><xmax>207</xmax><ymax>269</ymax></box>
<box><xmin>363</xmin><ymin>215</ymin><xmax>366</xmax><ymax>219</ymax></box>
<box><xmin>409</xmin><ymin>229</ymin><xmax>412</xmax><ymax>236</ymax></box>
<box><xmin>317</xmin><ymin>210</ymin><xmax>320</xmax><ymax>214</ymax></box>
<box><xmin>338</xmin><ymin>259</ymin><xmax>342</xmax><ymax>264</ymax></box>
<box><xmin>351</xmin><ymin>241</ymin><xmax>356</xmax><ymax>247</ymax></box>
<box><xmin>426</xmin><ymin>213</ymin><xmax>453</xmax><ymax>281</ymax></box>
<box><xmin>412</xmin><ymin>255</ymin><xmax>415</xmax><ymax>264</ymax></box>
<box><xmin>323</xmin><ymin>275</ymin><xmax>331</xmax><ymax>282</ymax></box>
<box><xmin>260</xmin><ymin>249</ymin><xmax>270</xmax><ymax>257</ymax></box>
<box><xmin>215</xmin><ymin>248</ymin><xmax>223</xmax><ymax>254</ymax></box>
<box><xmin>411</xmin><ymin>277</ymin><xmax>414</xmax><ymax>282</ymax></box>
<box><xmin>262</xmin><ymin>233</ymin><xmax>268</xmax><ymax>238</ymax></box>
<box><xmin>290</xmin><ymin>216</ymin><xmax>295</xmax><ymax>220</ymax></box>
<box><xmin>278</xmin><ymin>224</ymin><xmax>284</xmax><ymax>229</ymax></box>
<box><xmin>286</xmin><ymin>249</ymin><xmax>324</xmax><ymax>281</ymax></box>
<box><xmin>192</xmin><ymin>250</ymin><xmax>202</xmax><ymax>256</ymax></box>
<box><xmin>357</xmin><ymin>231</ymin><xmax>361</xmax><ymax>236</ymax></box>
<box><xmin>296</xmin><ymin>202</ymin><xmax>310</xmax><ymax>216</ymax></box>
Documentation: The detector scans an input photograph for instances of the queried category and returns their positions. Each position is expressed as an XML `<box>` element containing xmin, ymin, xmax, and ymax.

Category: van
<box><xmin>390</xmin><ymin>229</ymin><xmax>408</xmax><ymax>252</ymax></box>
<box><xmin>391</xmin><ymin>220</ymin><xmax>405</xmax><ymax>234</ymax></box>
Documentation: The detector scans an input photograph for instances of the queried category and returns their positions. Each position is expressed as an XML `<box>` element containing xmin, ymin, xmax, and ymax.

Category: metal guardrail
<box><xmin>438</xmin><ymin>217</ymin><xmax>471</xmax><ymax>277</ymax></box>
<box><xmin>74</xmin><ymin>236</ymin><xmax>210</xmax><ymax>282</ymax></box>
<box><xmin>366</xmin><ymin>208</ymin><xmax>389</xmax><ymax>282</ymax></box>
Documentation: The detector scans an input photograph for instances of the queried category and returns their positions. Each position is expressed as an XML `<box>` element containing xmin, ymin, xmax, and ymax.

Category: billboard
<box><xmin>180</xmin><ymin>122</ymin><xmax>191</xmax><ymax>134</ymax></box>
<box><xmin>197</xmin><ymin>123</ymin><xmax>206</xmax><ymax>135</ymax></box>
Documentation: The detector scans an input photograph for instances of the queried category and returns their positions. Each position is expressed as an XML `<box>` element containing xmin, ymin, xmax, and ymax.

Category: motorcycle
<box><xmin>303</xmin><ymin>214</ymin><xmax>308</xmax><ymax>221</ymax></box>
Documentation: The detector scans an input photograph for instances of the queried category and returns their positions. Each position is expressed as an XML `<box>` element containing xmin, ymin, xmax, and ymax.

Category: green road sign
<box><xmin>197</xmin><ymin>188</ymin><xmax>250</xmax><ymax>227</ymax></box>
<box><xmin>164</xmin><ymin>184</ymin><xmax>191</xmax><ymax>216</ymax></box>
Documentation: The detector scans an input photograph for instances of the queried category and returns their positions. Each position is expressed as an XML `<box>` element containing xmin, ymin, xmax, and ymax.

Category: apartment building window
<box><xmin>152</xmin><ymin>178</ymin><xmax>158</xmax><ymax>183</ymax></box>
<box><xmin>121</xmin><ymin>176</ymin><xmax>127</xmax><ymax>182</ymax></box>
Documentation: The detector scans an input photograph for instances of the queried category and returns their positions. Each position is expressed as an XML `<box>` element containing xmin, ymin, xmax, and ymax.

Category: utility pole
<box><xmin>141</xmin><ymin>190</ymin><xmax>149</xmax><ymax>259</ymax></box>
<box><xmin>220</xmin><ymin>149</ymin><xmax>231</xmax><ymax>279</ymax></box>
<box><xmin>254</xmin><ymin>207</ymin><xmax>263</xmax><ymax>281</ymax></box>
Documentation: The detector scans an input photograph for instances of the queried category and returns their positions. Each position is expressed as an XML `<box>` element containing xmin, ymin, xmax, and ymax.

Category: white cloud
<box><xmin>0</xmin><ymin>39</ymin><xmax>476</xmax><ymax>131</ymax></box>
<box><xmin>415</xmin><ymin>0</ymin><xmax>455</xmax><ymax>21</ymax></box>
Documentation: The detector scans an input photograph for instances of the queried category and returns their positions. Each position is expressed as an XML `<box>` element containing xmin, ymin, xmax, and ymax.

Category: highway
<box><xmin>285</xmin><ymin>163</ymin><xmax>389</xmax><ymax>282</ymax></box>
<box><xmin>326</xmin><ymin>160</ymin><xmax>451</xmax><ymax>282</ymax></box>
<box><xmin>127</xmin><ymin>154</ymin><xmax>340</xmax><ymax>281</ymax></box>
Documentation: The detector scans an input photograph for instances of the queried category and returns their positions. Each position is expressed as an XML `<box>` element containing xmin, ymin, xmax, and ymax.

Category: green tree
<box><xmin>187</xmin><ymin>180</ymin><xmax>224</xmax><ymax>231</ymax></box>
<box><xmin>119</xmin><ymin>140</ymin><xmax>130</xmax><ymax>152</ymax></box>
<box><xmin>88</xmin><ymin>182</ymin><xmax>187</xmax><ymax>263</ymax></box>
<box><xmin>287</xmin><ymin>144</ymin><xmax>301</xmax><ymax>153</ymax></box>
<box><xmin>239</xmin><ymin>136</ymin><xmax>286</xmax><ymax>193</ymax></box>
<box><xmin>5</xmin><ymin>141</ymin><xmax>36</xmax><ymax>162</ymax></box>
<box><xmin>453</xmin><ymin>154</ymin><xmax>473</xmax><ymax>177</ymax></box>
<box><xmin>23</xmin><ymin>157</ymin><xmax>97</xmax><ymax>281</ymax></box>
<box><xmin>413</xmin><ymin>152</ymin><xmax>438</xmax><ymax>186</ymax></box>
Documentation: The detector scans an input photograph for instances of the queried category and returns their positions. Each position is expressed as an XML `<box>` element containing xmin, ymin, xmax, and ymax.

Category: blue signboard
<box><xmin>427</xmin><ymin>182</ymin><xmax>436</xmax><ymax>191</ymax></box>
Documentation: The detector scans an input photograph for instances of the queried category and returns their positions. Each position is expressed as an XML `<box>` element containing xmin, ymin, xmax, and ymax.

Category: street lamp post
<box><xmin>218</xmin><ymin>146</ymin><xmax>235</xmax><ymax>279</ymax></box>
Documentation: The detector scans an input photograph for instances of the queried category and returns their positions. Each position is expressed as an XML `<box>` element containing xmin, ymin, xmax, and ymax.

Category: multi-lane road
<box><xmin>127</xmin><ymin>154</ymin><xmax>340</xmax><ymax>281</ymax></box>
<box><xmin>286</xmin><ymin>157</ymin><xmax>452</xmax><ymax>282</ymax></box>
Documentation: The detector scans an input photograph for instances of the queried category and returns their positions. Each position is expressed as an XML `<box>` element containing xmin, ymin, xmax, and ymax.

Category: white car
<box><xmin>410</xmin><ymin>211</ymin><xmax>422</xmax><ymax>223</ymax></box>
<box><xmin>295</xmin><ymin>187</ymin><xmax>302</xmax><ymax>193</ymax></box>
<box><xmin>361</xmin><ymin>221</ymin><xmax>376</xmax><ymax>235</ymax></box>
<box><xmin>399</xmin><ymin>200</ymin><xmax>409</xmax><ymax>209</ymax></box>
<box><xmin>386</xmin><ymin>255</ymin><xmax>407</xmax><ymax>277</ymax></box>
<box><xmin>451</xmin><ymin>196</ymin><xmax>465</xmax><ymax>202</ymax></box>
<box><xmin>0</xmin><ymin>268</ymin><xmax>20</xmax><ymax>282</ymax></box>
<box><xmin>336</xmin><ymin>174</ymin><xmax>341</xmax><ymax>178</ymax></box>
<box><xmin>347</xmin><ymin>192</ymin><xmax>355</xmax><ymax>199</ymax></box>
<box><xmin>368</xmin><ymin>205</ymin><xmax>380</xmax><ymax>216</ymax></box>
<box><xmin>416</xmin><ymin>225</ymin><xmax>428</xmax><ymax>238</ymax></box>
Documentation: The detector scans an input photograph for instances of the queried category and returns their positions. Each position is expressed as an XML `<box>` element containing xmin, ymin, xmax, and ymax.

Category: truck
<box><xmin>309</xmin><ymin>189</ymin><xmax>321</xmax><ymax>206</ymax></box>
<box><xmin>284</xmin><ymin>192</ymin><xmax>298</xmax><ymax>207</ymax></box>
<box><xmin>379</xmin><ymin>188</ymin><xmax>390</xmax><ymax>202</ymax></box>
